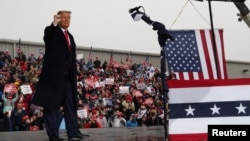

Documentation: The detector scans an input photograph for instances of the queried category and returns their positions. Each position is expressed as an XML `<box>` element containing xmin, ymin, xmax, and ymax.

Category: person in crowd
<box><xmin>136</xmin><ymin>103</ymin><xmax>148</xmax><ymax>126</ymax></box>
<box><xmin>19</xmin><ymin>115</ymin><xmax>31</xmax><ymax>131</ymax></box>
<box><xmin>2</xmin><ymin>86</ymin><xmax>19</xmax><ymax>115</ymax></box>
<box><xmin>36</xmin><ymin>53</ymin><xmax>44</xmax><ymax>66</ymax></box>
<box><xmin>120</xmin><ymin>57</ymin><xmax>131</xmax><ymax>70</ymax></box>
<box><xmin>31</xmin><ymin>10</ymin><xmax>88</xmax><ymax>141</ymax></box>
<box><xmin>29</xmin><ymin>109</ymin><xmax>44</xmax><ymax>130</ymax></box>
<box><xmin>15</xmin><ymin>51</ymin><xmax>27</xmax><ymax>63</ymax></box>
<box><xmin>167</xmin><ymin>70</ymin><xmax>177</xmax><ymax>80</ymax></box>
<box><xmin>93</xmin><ymin>57</ymin><xmax>101</xmax><ymax>69</ymax></box>
<box><xmin>27</xmin><ymin>64</ymin><xmax>37</xmax><ymax>82</ymax></box>
<box><xmin>0</xmin><ymin>111</ymin><xmax>12</xmax><ymax>131</ymax></box>
<box><xmin>0</xmin><ymin>53</ymin><xmax>6</xmax><ymax>69</ymax></box>
<box><xmin>96</xmin><ymin>111</ymin><xmax>108</xmax><ymax>128</ymax></box>
<box><xmin>126</xmin><ymin>113</ymin><xmax>138</xmax><ymax>127</ymax></box>
<box><xmin>122</xmin><ymin>94</ymin><xmax>135</xmax><ymax>121</ymax></box>
<box><xmin>3</xmin><ymin>50</ymin><xmax>12</xmax><ymax>63</ymax></box>
<box><xmin>102</xmin><ymin>60</ymin><xmax>108</xmax><ymax>71</ymax></box>
<box><xmin>16</xmin><ymin>94</ymin><xmax>31</xmax><ymax>114</ymax></box>
<box><xmin>88</xmin><ymin>116</ymin><xmax>101</xmax><ymax>128</ymax></box>
<box><xmin>145</xmin><ymin>108</ymin><xmax>163</xmax><ymax>126</ymax></box>
<box><xmin>111</xmin><ymin>111</ymin><xmax>126</xmax><ymax>127</ymax></box>
<box><xmin>105</xmin><ymin>105</ymin><xmax>114</xmax><ymax>127</ymax></box>
<box><xmin>11</xmin><ymin>102</ymin><xmax>27</xmax><ymax>131</ymax></box>
<box><xmin>79</xmin><ymin>59</ymin><xmax>88</xmax><ymax>72</ymax></box>
<box><xmin>87</xmin><ymin>58</ymin><xmax>94</xmax><ymax>71</ymax></box>
<box><xmin>0</xmin><ymin>99</ymin><xmax>3</xmax><ymax>119</ymax></box>
<box><xmin>146</xmin><ymin>63</ymin><xmax>155</xmax><ymax>79</ymax></box>
<box><xmin>27</xmin><ymin>53</ymin><xmax>37</xmax><ymax>65</ymax></box>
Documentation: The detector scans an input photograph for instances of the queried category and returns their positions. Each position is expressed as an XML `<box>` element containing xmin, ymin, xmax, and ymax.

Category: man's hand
<box><xmin>53</xmin><ymin>14</ymin><xmax>61</xmax><ymax>25</ymax></box>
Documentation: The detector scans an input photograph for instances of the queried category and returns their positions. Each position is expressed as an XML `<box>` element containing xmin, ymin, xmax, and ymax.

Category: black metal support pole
<box><xmin>160</xmin><ymin>46</ymin><xmax>169</xmax><ymax>140</ymax></box>
<box><xmin>208</xmin><ymin>0</ymin><xmax>220</xmax><ymax>78</ymax></box>
<box><xmin>129</xmin><ymin>7</ymin><xmax>172</xmax><ymax>140</ymax></box>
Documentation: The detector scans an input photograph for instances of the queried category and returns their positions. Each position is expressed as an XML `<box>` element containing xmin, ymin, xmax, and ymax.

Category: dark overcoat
<box><xmin>31</xmin><ymin>23</ymin><xmax>78</xmax><ymax>110</ymax></box>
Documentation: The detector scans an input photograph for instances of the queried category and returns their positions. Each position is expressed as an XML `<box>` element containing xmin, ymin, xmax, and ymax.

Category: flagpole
<box><xmin>208</xmin><ymin>0</ymin><xmax>220</xmax><ymax>78</ymax></box>
<box><xmin>16</xmin><ymin>38</ymin><xmax>21</xmax><ymax>55</ymax></box>
<box><xmin>129</xmin><ymin>6</ymin><xmax>175</xmax><ymax>140</ymax></box>
<box><xmin>160</xmin><ymin>46</ymin><xmax>169</xmax><ymax>140</ymax></box>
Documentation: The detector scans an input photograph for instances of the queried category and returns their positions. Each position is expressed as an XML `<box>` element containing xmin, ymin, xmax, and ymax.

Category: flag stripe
<box><xmin>199</xmin><ymin>30</ymin><xmax>213</xmax><ymax>79</ymax></box>
<box><xmin>217</xmin><ymin>29</ymin><xmax>227</xmax><ymax>79</ymax></box>
<box><xmin>169</xmin><ymin>116</ymin><xmax>250</xmax><ymax>134</ymax></box>
<box><xmin>167</xmin><ymin>78</ymin><xmax>250</xmax><ymax>88</ymax></box>
<box><xmin>169</xmin><ymin>86</ymin><xmax>250</xmax><ymax>103</ymax></box>
<box><xmin>197</xmin><ymin>72</ymin><xmax>203</xmax><ymax>80</ymax></box>
<box><xmin>212</xmin><ymin>30</ymin><xmax>221</xmax><ymax>79</ymax></box>
<box><xmin>169</xmin><ymin>133</ymin><xmax>207</xmax><ymax>141</ymax></box>
<box><xmin>208</xmin><ymin>30</ymin><xmax>218</xmax><ymax>79</ymax></box>
<box><xmin>168</xmin><ymin>80</ymin><xmax>250</xmax><ymax>104</ymax></box>
<box><xmin>169</xmin><ymin>100</ymin><xmax>250</xmax><ymax>118</ymax></box>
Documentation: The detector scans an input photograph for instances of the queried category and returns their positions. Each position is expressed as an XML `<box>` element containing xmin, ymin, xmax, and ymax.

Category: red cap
<box><xmin>22</xmin><ymin>115</ymin><xmax>29</xmax><ymax>121</ymax></box>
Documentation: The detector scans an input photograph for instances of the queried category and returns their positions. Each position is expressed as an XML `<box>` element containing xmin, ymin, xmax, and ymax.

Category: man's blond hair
<box><xmin>57</xmin><ymin>10</ymin><xmax>71</xmax><ymax>15</ymax></box>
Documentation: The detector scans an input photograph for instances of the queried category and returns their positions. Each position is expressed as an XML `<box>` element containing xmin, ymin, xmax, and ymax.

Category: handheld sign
<box><xmin>20</xmin><ymin>85</ymin><xmax>33</xmax><ymax>95</ymax></box>
<box><xmin>4</xmin><ymin>83</ymin><xmax>18</xmax><ymax>94</ymax></box>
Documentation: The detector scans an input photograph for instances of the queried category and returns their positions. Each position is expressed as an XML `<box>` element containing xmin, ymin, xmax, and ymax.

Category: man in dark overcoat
<box><xmin>31</xmin><ymin>10</ymin><xmax>86</xmax><ymax>141</ymax></box>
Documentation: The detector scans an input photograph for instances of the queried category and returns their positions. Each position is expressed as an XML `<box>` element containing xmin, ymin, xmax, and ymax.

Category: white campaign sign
<box><xmin>20</xmin><ymin>85</ymin><xmax>33</xmax><ymax>95</ymax></box>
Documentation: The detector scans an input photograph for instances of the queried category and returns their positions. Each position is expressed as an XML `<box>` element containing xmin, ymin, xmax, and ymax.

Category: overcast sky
<box><xmin>1</xmin><ymin>0</ymin><xmax>250</xmax><ymax>62</ymax></box>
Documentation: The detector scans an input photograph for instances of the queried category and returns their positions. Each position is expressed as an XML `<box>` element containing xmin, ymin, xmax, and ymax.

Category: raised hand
<box><xmin>53</xmin><ymin>14</ymin><xmax>61</xmax><ymax>25</ymax></box>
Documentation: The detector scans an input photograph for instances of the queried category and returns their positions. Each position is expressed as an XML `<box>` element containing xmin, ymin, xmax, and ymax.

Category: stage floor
<box><xmin>0</xmin><ymin>126</ymin><xmax>166</xmax><ymax>141</ymax></box>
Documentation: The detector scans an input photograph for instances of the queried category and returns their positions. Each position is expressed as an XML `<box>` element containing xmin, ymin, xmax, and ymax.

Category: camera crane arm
<box><xmin>195</xmin><ymin>0</ymin><xmax>250</xmax><ymax>28</ymax></box>
<box><xmin>234</xmin><ymin>1</ymin><xmax>250</xmax><ymax>28</ymax></box>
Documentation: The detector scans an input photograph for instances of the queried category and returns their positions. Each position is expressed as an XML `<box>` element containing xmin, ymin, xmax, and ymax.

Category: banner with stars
<box><xmin>167</xmin><ymin>78</ymin><xmax>250</xmax><ymax>141</ymax></box>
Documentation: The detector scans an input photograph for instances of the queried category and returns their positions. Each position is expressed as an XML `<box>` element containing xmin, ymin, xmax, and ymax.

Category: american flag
<box><xmin>168</xmin><ymin>79</ymin><xmax>250</xmax><ymax>141</ymax></box>
<box><xmin>16</xmin><ymin>38</ymin><xmax>22</xmax><ymax>54</ymax></box>
<box><xmin>165</xmin><ymin>29</ymin><xmax>227</xmax><ymax>80</ymax></box>
<box><xmin>88</xmin><ymin>46</ymin><xmax>93</xmax><ymax>61</ymax></box>
<box><xmin>109</xmin><ymin>50</ymin><xmax>114</xmax><ymax>67</ymax></box>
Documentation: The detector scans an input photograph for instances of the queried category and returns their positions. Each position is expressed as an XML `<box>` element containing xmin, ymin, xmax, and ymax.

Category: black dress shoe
<box><xmin>68</xmin><ymin>137</ymin><xmax>82</xmax><ymax>141</ymax></box>
<box><xmin>49</xmin><ymin>137</ymin><xmax>64</xmax><ymax>141</ymax></box>
<box><xmin>79</xmin><ymin>132</ymin><xmax>90</xmax><ymax>137</ymax></box>
<box><xmin>68</xmin><ymin>132</ymin><xmax>89</xmax><ymax>141</ymax></box>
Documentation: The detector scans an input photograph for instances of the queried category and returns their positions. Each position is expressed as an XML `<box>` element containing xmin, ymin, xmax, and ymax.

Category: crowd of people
<box><xmin>0</xmin><ymin>49</ymin><xmax>174</xmax><ymax>132</ymax></box>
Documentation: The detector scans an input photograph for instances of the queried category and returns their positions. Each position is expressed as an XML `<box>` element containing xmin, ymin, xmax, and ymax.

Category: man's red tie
<box><xmin>64</xmin><ymin>30</ymin><xmax>71</xmax><ymax>50</ymax></box>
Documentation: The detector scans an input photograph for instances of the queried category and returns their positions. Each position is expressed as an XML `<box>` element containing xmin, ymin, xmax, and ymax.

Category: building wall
<box><xmin>0</xmin><ymin>38</ymin><xmax>161</xmax><ymax>67</ymax></box>
<box><xmin>1</xmin><ymin>38</ymin><xmax>250</xmax><ymax>78</ymax></box>
<box><xmin>226</xmin><ymin>60</ymin><xmax>250</xmax><ymax>78</ymax></box>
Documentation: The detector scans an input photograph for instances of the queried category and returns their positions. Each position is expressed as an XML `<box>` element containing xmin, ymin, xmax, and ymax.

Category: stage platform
<box><xmin>0</xmin><ymin>126</ymin><xmax>166</xmax><ymax>141</ymax></box>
